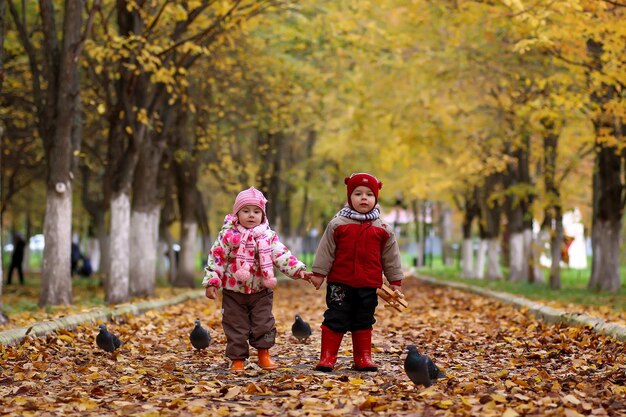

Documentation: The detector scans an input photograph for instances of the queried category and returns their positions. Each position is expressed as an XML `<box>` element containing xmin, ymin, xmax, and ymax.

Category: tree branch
<box><xmin>556</xmin><ymin>142</ymin><xmax>594</xmax><ymax>186</ymax></box>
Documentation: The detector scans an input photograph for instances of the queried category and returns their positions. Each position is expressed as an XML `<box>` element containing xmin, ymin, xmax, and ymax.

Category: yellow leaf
<box><xmin>97</xmin><ymin>104</ymin><xmax>106</xmax><ymax>114</ymax></box>
<box><xmin>502</xmin><ymin>408</ymin><xmax>519</xmax><ymax>417</ymax></box>
<box><xmin>436</xmin><ymin>400</ymin><xmax>453</xmax><ymax>409</ymax></box>
<box><xmin>57</xmin><ymin>334</ymin><xmax>73</xmax><ymax>343</ymax></box>
<box><xmin>350</xmin><ymin>378</ymin><xmax>365</xmax><ymax>385</ymax></box>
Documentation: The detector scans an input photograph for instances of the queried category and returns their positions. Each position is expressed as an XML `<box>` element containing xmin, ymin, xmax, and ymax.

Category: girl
<box><xmin>203</xmin><ymin>187</ymin><xmax>312</xmax><ymax>371</ymax></box>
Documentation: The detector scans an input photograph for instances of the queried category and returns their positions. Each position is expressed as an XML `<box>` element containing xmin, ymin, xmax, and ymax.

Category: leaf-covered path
<box><xmin>2</xmin><ymin>278</ymin><xmax>625</xmax><ymax>416</ymax></box>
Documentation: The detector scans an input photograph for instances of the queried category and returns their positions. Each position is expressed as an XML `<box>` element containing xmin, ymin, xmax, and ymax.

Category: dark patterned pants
<box><xmin>322</xmin><ymin>283</ymin><xmax>378</xmax><ymax>333</ymax></box>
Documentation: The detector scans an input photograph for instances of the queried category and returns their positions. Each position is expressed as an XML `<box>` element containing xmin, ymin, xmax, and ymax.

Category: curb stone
<box><xmin>0</xmin><ymin>290</ymin><xmax>205</xmax><ymax>346</ymax></box>
<box><xmin>412</xmin><ymin>273</ymin><xmax>626</xmax><ymax>342</ymax></box>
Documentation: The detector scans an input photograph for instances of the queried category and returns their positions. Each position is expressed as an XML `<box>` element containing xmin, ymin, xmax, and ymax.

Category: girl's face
<box><xmin>350</xmin><ymin>186</ymin><xmax>376</xmax><ymax>214</ymax></box>
<box><xmin>237</xmin><ymin>205</ymin><xmax>263</xmax><ymax>229</ymax></box>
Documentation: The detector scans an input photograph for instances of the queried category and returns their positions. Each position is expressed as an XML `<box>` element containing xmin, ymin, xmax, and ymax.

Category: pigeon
<box><xmin>291</xmin><ymin>314</ymin><xmax>312</xmax><ymax>343</ymax></box>
<box><xmin>189</xmin><ymin>319</ymin><xmax>211</xmax><ymax>350</ymax></box>
<box><xmin>404</xmin><ymin>345</ymin><xmax>445</xmax><ymax>388</ymax></box>
<box><xmin>96</xmin><ymin>324</ymin><xmax>122</xmax><ymax>353</ymax></box>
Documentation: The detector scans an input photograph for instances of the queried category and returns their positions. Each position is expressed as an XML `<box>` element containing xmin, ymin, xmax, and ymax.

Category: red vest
<box><xmin>327</xmin><ymin>221</ymin><xmax>390</xmax><ymax>288</ymax></box>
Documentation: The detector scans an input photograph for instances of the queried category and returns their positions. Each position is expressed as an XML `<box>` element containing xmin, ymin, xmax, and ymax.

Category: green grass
<box><xmin>414</xmin><ymin>256</ymin><xmax>626</xmax><ymax>312</ymax></box>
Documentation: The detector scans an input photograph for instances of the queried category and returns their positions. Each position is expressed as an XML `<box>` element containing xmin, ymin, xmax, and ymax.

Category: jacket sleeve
<box><xmin>202</xmin><ymin>229</ymin><xmax>229</xmax><ymax>288</ymax></box>
<box><xmin>382</xmin><ymin>227</ymin><xmax>404</xmax><ymax>282</ymax></box>
<box><xmin>271</xmin><ymin>234</ymin><xmax>306</xmax><ymax>278</ymax></box>
<box><xmin>311</xmin><ymin>221</ymin><xmax>336</xmax><ymax>276</ymax></box>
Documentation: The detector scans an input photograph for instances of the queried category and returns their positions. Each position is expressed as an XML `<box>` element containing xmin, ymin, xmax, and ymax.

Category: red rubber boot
<box><xmin>352</xmin><ymin>328</ymin><xmax>378</xmax><ymax>372</ymax></box>
<box><xmin>315</xmin><ymin>325</ymin><xmax>344</xmax><ymax>372</ymax></box>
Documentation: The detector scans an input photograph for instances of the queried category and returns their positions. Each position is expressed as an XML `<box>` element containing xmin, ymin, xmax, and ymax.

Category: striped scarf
<box><xmin>336</xmin><ymin>205</ymin><xmax>381</xmax><ymax>221</ymax></box>
<box><xmin>234</xmin><ymin>221</ymin><xmax>275</xmax><ymax>285</ymax></box>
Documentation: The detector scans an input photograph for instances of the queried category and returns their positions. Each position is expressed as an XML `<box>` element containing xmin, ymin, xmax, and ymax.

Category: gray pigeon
<box><xmin>96</xmin><ymin>324</ymin><xmax>122</xmax><ymax>353</ymax></box>
<box><xmin>190</xmin><ymin>319</ymin><xmax>211</xmax><ymax>350</ymax></box>
<box><xmin>404</xmin><ymin>345</ymin><xmax>445</xmax><ymax>387</ymax></box>
<box><xmin>291</xmin><ymin>314</ymin><xmax>312</xmax><ymax>343</ymax></box>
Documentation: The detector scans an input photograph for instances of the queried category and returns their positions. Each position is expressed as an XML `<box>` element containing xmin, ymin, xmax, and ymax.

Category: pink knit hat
<box><xmin>233</xmin><ymin>187</ymin><xmax>267</xmax><ymax>217</ymax></box>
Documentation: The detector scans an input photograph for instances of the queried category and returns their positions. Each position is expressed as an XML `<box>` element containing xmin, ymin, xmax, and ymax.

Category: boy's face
<box><xmin>350</xmin><ymin>186</ymin><xmax>376</xmax><ymax>214</ymax></box>
<box><xmin>237</xmin><ymin>205</ymin><xmax>263</xmax><ymax>228</ymax></box>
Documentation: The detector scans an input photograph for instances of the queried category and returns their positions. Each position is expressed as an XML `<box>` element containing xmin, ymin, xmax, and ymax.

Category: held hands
<box><xmin>205</xmin><ymin>286</ymin><xmax>218</xmax><ymax>300</ymax></box>
<box><xmin>299</xmin><ymin>270</ymin><xmax>325</xmax><ymax>290</ymax></box>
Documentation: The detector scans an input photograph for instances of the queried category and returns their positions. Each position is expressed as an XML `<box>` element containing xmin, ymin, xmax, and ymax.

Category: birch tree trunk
<box><xmin>40</xmin><ymin>189</ymin><xmax>73</xmax><ymax>305</ymax></box>
<box><xmin>129</xmin><ymin>139</ymin><xmax>164</xmax><ymax>297</ymax></box>
<box><xmin>486</xmin><ymin>238</ymin><xmax>503</xmax><ymax>280</ymax></box>
<box><xmin>461</xmin><ymin>238</ymin><xmax>474</xmax><ymax>278</ymax></box>
<box><xmin>475</xmin><ymin>239</ymin><xmax>487</xmax><ymax>280</ymax></box>
<box><xmin>178</xmin><ymin>222</ymin><xmax>198</xmax><ymax>287</ymax></box>
<box><xmin>129</xmin><ymin>207</ymin><xmax>159</xmax><ymax>296</ymax></box>
<box><xmin>107</xmin><ymin>192</ymin><xmax>131</xmax><ymax>303</ymax></box>
<box><xmin>508</xmin><ymin>232</ymin><xmax>526</xmax><ymax>282</ymax></box>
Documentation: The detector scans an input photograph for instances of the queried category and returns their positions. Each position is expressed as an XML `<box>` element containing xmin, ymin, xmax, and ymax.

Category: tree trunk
<box><xmin>458</xmin><ymin>188</ymin><xmax>479</xmax><ymax>278</ymax></box>
<box><xmin>478</xmin><ymin>173</ymin><xmax>503</xmax><ymax>280</ymax></box>
<box><xmin>439</xmin><ymin>202</ymin><xmax>454</xmax><ymax>265</ymax></box>
<box><xmin>129</xmin><ymin>139</ymin><xmax>164</xmax><ymax>297</ymax></box>
<box><xmin>590</xmin><ymin>219</ymin><xmax>621</xmax><ymax>292</ymax></box>
<box><xmin>106</xmin><ymin>192</ymin><xmax>131</xmax><ymax>303</ymax></box>
<box><xmin>91</xmin><ymin>209</ymin><xmax>107</xmax><ymax>274</ymax></box>
<box><xmin>586</xmin><ymin>39</ymin><xmax>624</xmax><ymax>293</ymax></box>
<box><xmin>296</xmin><ymin>130</ymin><xmax>317</xmax><ymax>237</ymax></box>
<box><xmin>505</xmin><ymin>130</ymin><xmax>534</xmax><ymax>282</ymax></box>
<box><xmin>173</xmin><ymin>183</ymin><xmax>198</xmax><ymax>287</ymax></box>
<box><xmin>508</xmin><ymin>231</ymin><xmax>526</xmax><ymax>282</ymax></box>
<box><xmin>40</xmin><ymin>188</ymin><xmax>73</xmax><ymax>305</ymax></box>
<box><xmin>170</xmin><ymin>108</ymin><xmax>199</xmax><ymax>288</ymax></box>
<box><xmin>129</xmin><ymin>208</ymin><xmax>159</xmax><ymax>296</ymax></box>
<box><xmin>531</xmin><ymin>229</ymin><xmax>548</xmax><ymax>283</ymax></box>
<box><xmin>475</xmin><ymin>239</ymin><xmax>487</xmax><ymax>279</ymax></box>
<box><xmin>549</xmin><ymin>208</ymin><xmax>563</xmax><ymax>290</ymax></box>
<box><xmin>23</xmin><ymin>212</ymin><xmax>32</xmax><ymax>272</ymax></box>
<box><xmin>410</xmin><ymin>199</ymin><xmax>423</xmax><ymax>267</ymax></box>
<box><xmin>0</xmin><ymin>125</ymin><xmax>4</xmax><ymax>320</ymax></box>
<box><xmin>34</xmin><ymin>0</ymin><xmax>86</xmax><ymax>306</ymax></box>
<box><xmin>589</xmin><ymin>143</ymin><xmax>623</xmax><ymax>292</ymax></box>
<box><xmin>177</xmin><ymin>222</ymin><xmax>198</xmax><ymax>287</ymax></box>
<box><xmin>461</xmin><ymin>238</ymin><xmax>474</xmax><ymax>278</ymax></box>
<box><xmin>486</xmin><ymin>238</ymin><xmax>503</xmax><ymax>280</ymax></box>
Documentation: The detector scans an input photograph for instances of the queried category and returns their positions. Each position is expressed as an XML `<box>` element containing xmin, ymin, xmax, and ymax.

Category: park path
<box><xmin>1</xmin><ymin>278</ymin><xmax>624</xmax><ymax>416</ymax></box>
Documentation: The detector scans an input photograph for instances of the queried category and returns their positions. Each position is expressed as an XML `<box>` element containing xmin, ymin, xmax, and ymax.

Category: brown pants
<box><xmin>222</xmin><ymin>288</ymin><xmax>276</xmax><ymax>360</ymax></box>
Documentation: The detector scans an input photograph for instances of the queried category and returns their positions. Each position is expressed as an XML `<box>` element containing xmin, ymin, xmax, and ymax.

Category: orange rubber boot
<box><xmin>257</xmin><ymin>349</ymin><xmax>278</xmax><ymax>370</ymax></box>
<box><xmin>230</xmin><ymin>359</ymin><xmax>245</xmax><ymax>372</ymax></box>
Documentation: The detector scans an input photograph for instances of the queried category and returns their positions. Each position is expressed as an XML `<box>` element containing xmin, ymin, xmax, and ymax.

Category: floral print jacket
<box><xmin>202</xmin><ymin>215</ymin><xmax>306</xmax><ymax>294</ymax></box>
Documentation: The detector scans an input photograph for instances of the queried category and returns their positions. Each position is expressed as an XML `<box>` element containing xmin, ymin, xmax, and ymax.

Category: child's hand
<box><xmin>309</xmin><ymin>274</ymin><xmax>325</xmax><ymax>290</ymax></box>
<box><xmin>205</xmin><ymin>286</ymin><xmax>218</xmax><ymax>299</ymax></box>
<box><xmin>390</xmin><ymin>284</ymin><xmax>402</xmax><ymax>295</ymax></box>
